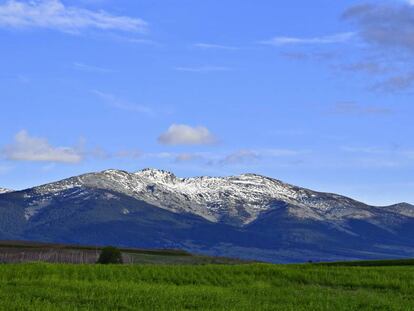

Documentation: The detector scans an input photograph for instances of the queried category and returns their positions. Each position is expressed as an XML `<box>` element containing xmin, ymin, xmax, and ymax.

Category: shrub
<box><xmin>97</xmin><ymin>246</ymin><xmax>123</xmax><ymax>264</ymax></box>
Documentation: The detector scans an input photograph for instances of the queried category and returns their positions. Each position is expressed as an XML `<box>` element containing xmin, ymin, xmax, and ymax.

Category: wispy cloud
<box><xmin>92</xmin><ymin>90</ymin><xmax>154</xmax><ymax>115</ymax></box>
<box><xmin>343</xmin><ymin>3</ymin><xmax>414</xmax><ymax>53</ymax></box>
<box><xmin>261</xmin><ymin>148</ymin><xmax>304</xmax><ymax>157</ymax></box>
<box><xmin>142</xmin><ymin>148</ymin><xmax>304</xmax><ymax>167</ymax></box>
<box><xmin>2</xmin><ymin>130</ymin><xmax>83</xmax><ymax>163</ymax></box>
<box><xmin>274</xmin><ymin>3</ymin><xmax>414</xmax><ymax>93</ymax></box>
<box><xmin>219</xmin><ymin>150</ymin><xmax>260</xmax><ymax>165</ymax></box>
<box><xmin>332</xmin><ymin>102</ymin><xmax>393</xmax><ymax>115</ymax></box>
<box><xmin>279</xmin><ymin>2</ymin><xmax>414</xmax><ymax>95</ymax></box>
<box><xmin>281</xmin><ymin>51</ymin><xmax>338</xmax><ymax>62</ymax></box>
<box><xmin>0</xmin><ymin>0</ymin><xmax>147</xmax><ymax>34</ymax></box>
<box><xmin>114</xmin><ymin>149</ymin><xmax>142</xmax><ymax>159</ymax></box>
<box><xmin>340</xmin><ymin>145</ymin><xmax>414</xmax><ymax>168</ymax></box>
<box><xmin>371</xmin><ymin>72</ymin><xmax>414</xmax><ymax>92</ymax></box>
<box><xmin>158</xmin><ymin>124</ymin><xmax>216</xmax><ymax>146</ymax></box>
<box><xmin>261</xmin><ymin>32</ymin><xmax>355</xmax><ymax>46</ymax></box>
<box><xmin>337</xmin><ymin>62</ymin><xmax>389</xmax><ymax>75</ymax></box>
<box><xmin>341</xmin><ymin>146</ymin><xmax>390</xmax><ymax>154</ymax></box>
<box><xmin>174</xmin><ymin>153</ymin><xmax>204</xmax><ymax>163</ymax></box>
<box><xmin>340</xmin><ymin>3</ymin><xmax>414</xmax><ymax>93</ymax></box>
<box><xmin>73</xmin><ymin>62</ymin><xmax>113</xmax><ymax>73</ymax></box>
<box><xmin>175</xmin><ymin>66</ymin><xmax>232</xmax><ymax>73</ymax></box>
<box><xmin>193</xmin><ymin>43</ymin><xmax>239</xmax><ymax>50</ymax></box>
<box><xmin>212</xmin><ymin>148</ymin><xmax>306</xmax><ymax>166</ymax></box>
<box><xmin>105</xmin><ymin>33</ymin><xmax>160</xmax><ymax>46</ymax></box>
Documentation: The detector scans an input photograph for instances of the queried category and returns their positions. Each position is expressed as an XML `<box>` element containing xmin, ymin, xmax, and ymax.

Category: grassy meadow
<box><xmin>0</xmin><ymin>262</ymin><xmax>413</xmax><ymax>310</ymax></box>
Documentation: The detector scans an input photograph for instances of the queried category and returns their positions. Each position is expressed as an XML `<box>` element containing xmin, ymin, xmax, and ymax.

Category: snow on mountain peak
<box><xmin>0</xmin><ymin>188</ymin><xmax>12</xmax><ymax>194</ymax></box>
<box><xmin>135</xmin><ymin>168</ymin><xmax>178</xmax><ymax>182</ymax></box>
<box><xmin>24</xmin><ymin>168</ymin><xmax>411</xmax><ymax>225</ymax></box>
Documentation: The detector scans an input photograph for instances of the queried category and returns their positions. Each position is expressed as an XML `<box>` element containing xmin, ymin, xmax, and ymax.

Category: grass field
<box><xmin>0</xmin><ymin>263</ymin><xmax>413</xmax><ymax>310</ymax></box>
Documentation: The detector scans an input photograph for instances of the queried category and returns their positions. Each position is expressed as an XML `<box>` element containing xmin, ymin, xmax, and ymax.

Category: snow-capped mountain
<box><xmin>28</xmin><ymin>168</ymin><xmax>409</xmax><ymax>225</ymax></box>
<box><xmin>0</xmin><ymin>188</ymin><xmax>12</xmax><ymax>194</ymax></box>
<box><xmin>0</xmin><ymin>168</ymin><xmax>413</xmax><ymax>263</ymax></box>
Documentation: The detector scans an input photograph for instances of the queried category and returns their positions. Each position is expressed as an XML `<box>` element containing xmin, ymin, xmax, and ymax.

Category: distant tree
<box><xmin>97</xmin><ymin>246</ymin><xmax>123</xmax><ymax>264</ymax></box>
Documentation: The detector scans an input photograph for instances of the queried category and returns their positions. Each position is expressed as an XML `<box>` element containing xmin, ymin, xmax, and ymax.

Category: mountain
<box><xmin>0</xmin><ymin>168</ymin><xmax>413</xmax><ymax>263</ymax></box>
<box><xmin>0</xmin><ymin>188</ymin><xmax>12</xmax><ymax>194</ymax></box>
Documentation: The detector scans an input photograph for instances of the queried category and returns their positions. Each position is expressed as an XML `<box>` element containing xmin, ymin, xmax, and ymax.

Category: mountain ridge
<box><xmin>18</xmin><ymin>168</ymin><xmax>411</xmax><ymax>205</ymax></box>
<box><xmin>0</xmin><ymin>168</ymin><xmax>413</xmax><ymax>263</ymax></box>
<box><xmin>23</xmin><ymin>168</ymin><xmax>413</xmax><ymax>224</ymax></box>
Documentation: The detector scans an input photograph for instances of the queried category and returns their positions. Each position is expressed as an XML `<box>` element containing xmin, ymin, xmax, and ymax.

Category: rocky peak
<box><xmin>135</xmin><ymin>168</ymin><xmax>178</xmax><ymax>182</ymax></box>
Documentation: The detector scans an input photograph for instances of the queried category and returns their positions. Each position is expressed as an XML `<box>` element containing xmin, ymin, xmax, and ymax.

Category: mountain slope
<box><xmin>0</xmin><ymin>169</ymin><xmax>413</xmax><ymax>263</ymax></box>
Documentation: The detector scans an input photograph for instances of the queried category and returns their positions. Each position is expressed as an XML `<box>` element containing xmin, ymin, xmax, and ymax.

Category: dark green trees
<box><xmin>97</xmin><ymin>246</ymin><xmax>123</xmax><ymax>264</ymax></box>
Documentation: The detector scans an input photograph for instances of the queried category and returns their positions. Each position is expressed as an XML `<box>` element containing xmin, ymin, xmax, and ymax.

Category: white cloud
<box><xmin>261</xmin><ymin>32</ymin><xmax>355</xmax><ymax>46</ymax></box>
<box><xmin>158</xmin><ymin>124</ymin><xmax>216</xmax><ymax>146</ymax></box>
<box><xmin>2</xmin><ymin>130</ymin><xmax>82</xmax><ymax>163</ymax></box>
<box><xmin>0</xmin><ymin>0</ymin><xmax>147</xmax><ymax>33</ymax></box>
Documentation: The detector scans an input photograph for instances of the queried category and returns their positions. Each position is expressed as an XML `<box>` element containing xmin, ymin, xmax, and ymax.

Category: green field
<box><xmin>0</xmin><ymin>241</ymin><xmax>249</xmax><ymax>265</ymax></box>
<box><xmin>0</xmin><ymin>263</ymin><xmax>413</xmax><ymax>310</ymax></box>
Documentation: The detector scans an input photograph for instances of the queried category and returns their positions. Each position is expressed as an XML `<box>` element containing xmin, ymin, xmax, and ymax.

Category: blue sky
<box><xmin>0</xmin><ymin>0</ymin><xmax>413</xmax><ymax>205</ymax></box>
